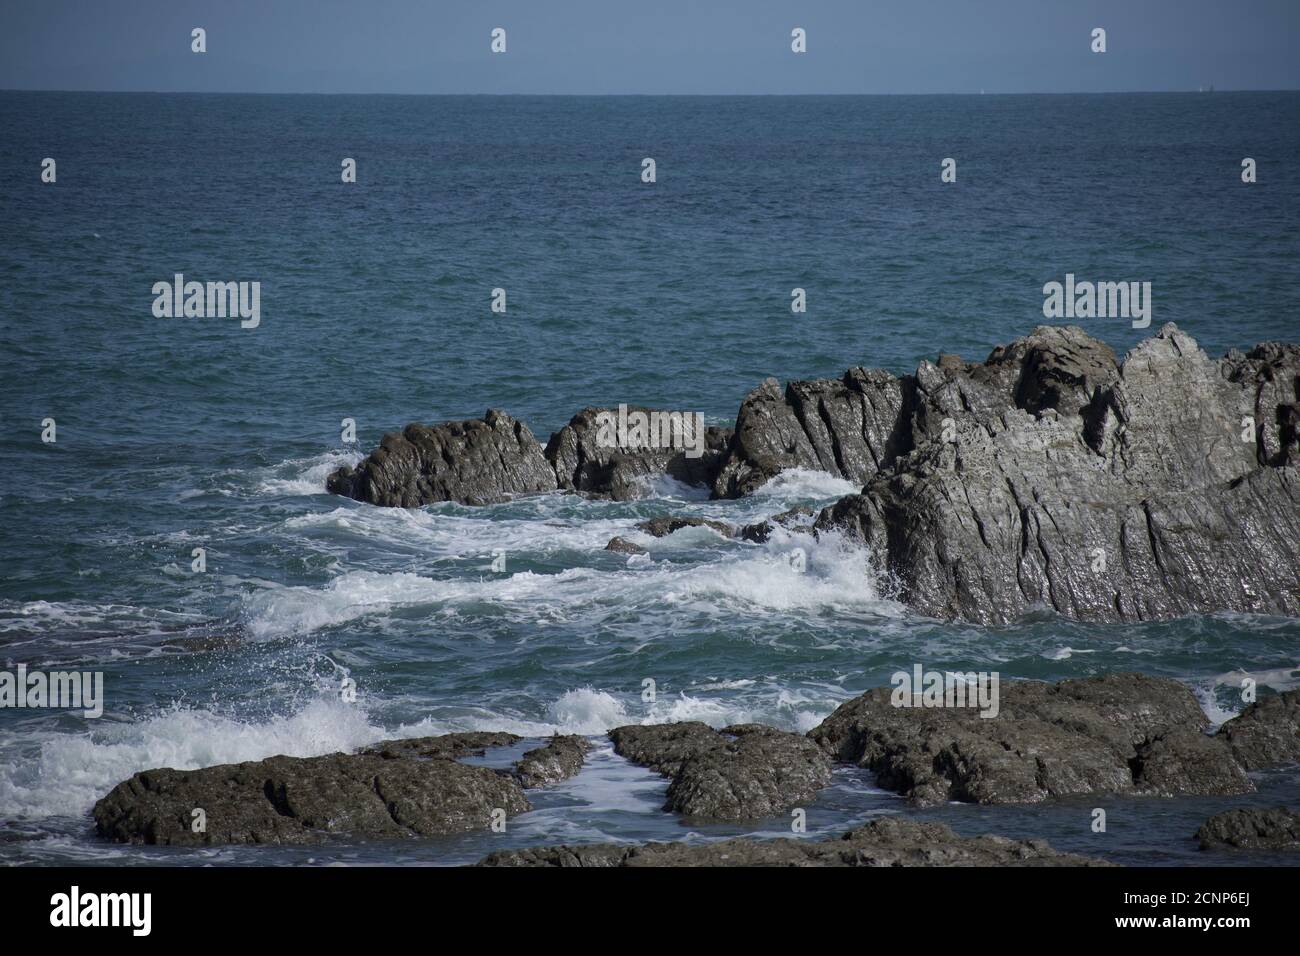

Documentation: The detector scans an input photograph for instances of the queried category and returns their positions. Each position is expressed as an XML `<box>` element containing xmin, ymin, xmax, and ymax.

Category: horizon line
<box><xmin>5</xmin><ymin>87</ymin><xmax>1298</xmax><ymax>97</ymax></box>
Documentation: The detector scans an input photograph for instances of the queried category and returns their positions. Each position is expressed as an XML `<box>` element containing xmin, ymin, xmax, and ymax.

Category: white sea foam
<box><xmin>241</xmin><ymin>527</ymin><xmax>895</xmax><ymax>639</ymax></box>
<box><xmin>255</xmin><ymin>449</ymin><xmax>364</xmax><ymax>497</ymax></box>
<box><xmin>0</xmin><ymin>697</ymin><xmax>385</xmax><ymax>822</ymax></box>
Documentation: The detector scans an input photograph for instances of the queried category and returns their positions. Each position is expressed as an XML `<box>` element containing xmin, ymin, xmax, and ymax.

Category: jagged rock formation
<box><xmin>808</xmin><ymin>673</ymin><xmax>1253</xmax><ymax>806</ymax></box>
<box><xmin>1196</xmin><ymin>806</ymin><xmax>1300</xmax><ymax>851</ymax></box>
<box><xmin>326</xmin><ymin>324</ymin><xmax>1299</xmax><ymax>624</ymax></box>
<box><xmin>609</xmin><ymin>722</ymin><xmax>832</xmax><ymax>820</ymax></box>
<box><xmin>325</xmin><ymin>411</ymin><xmax>556</xmax><ymax>506</ymax></box>
<box><xmin>546</xmin><ymin>406</ymin><xmax>731</xmax><ymax>500</ymax></box>
<box><xmin>815</xmin><ymin>324</ymin><xmax>1300</xmax><ymax>623</ymax></box>
<box><xmin>476</xmin><ymin>817</ymin><xmax>1114</xmax><ymax>867</ymax></box>
<box><xmin>710</xmin><ymin>369</ymin><xmax>910</xmax><ymax>499</ymax></box>
<box><xmin>93</xmin><ymin>732</ymin><xmax>529</xmax><ymax>846</ymax></box>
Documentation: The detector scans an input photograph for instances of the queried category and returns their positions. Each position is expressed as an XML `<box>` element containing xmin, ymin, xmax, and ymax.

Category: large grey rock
<box><xmin>545</xmin><ymin>406</ymin><xmax>731</xmax><ymax>500</ymax></box>
<box><xmin>1216</xmin><ymin>689</ymin><xmax>1300</xmax><ymax>769</ymax></box>
<box><xmin>808</xmin><ymin>672</ymin><xmax>1251</xmax><ymax>807</ymax></box>
<box><xmin>1196</xmin><ymin>806</ymin><xmax>1300</xmax><ymax>851</ymax></box>
<box><xmin>326</xmin><ymin>410</ymin><xmax>557</xmax><ymax>506</ymax></box>
<box><xmin>93</xmin><ymin>732</ymin><xmax>530</xmax><ymax>846</ymax></box>
<box><xmin>476</xmin><ymin>816</ymin><xmax>1114</xmax><ymax>867</ymax></box>
<box><xmin>711</xmin><ymin>369</ymin><xmax>909</xmax><ymax>499</ymax></box>
<box><xmin>814</xmin><ymin>324</ymin><xmax>1300</xmax><ymax>623</ymax></box>
<box><xmin>609</xmin><ymin>722</ymin><xmax>831</xmax><ymax>820</ymax></box>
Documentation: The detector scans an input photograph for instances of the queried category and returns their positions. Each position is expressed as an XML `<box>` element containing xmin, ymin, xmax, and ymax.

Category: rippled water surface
<box><xmin>1</xmin><ymin>92</ymin><xmax>1298</xmax><ymax>866</ymax></box>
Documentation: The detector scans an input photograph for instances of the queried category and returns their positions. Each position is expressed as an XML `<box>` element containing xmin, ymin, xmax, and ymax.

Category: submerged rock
<box><xmin>634</xmin><ymin>515</ymin><xmax>737</xmax><ymax>539</ymax></box>
<box><xmin>1215</xmin><ymin>689</ymin><xmax>1300</xmax><ymax>769</ymax></box>
<box><xmin>476</xmin><ymin>816</ymin><xmax>1114</xmax><ymax>867</ymax></box>
<box><xmin>808</xmin><ymin>672</ymin><xmax>1251</xmax><ymax>807</ymax></box>
<box><xmin>604</xmin><ymin>536</ymin><xmax>648</xmax><ymax>555</ymax></box>
<box><xmin>546</xmin><ymin>406</ymin><xmax>731</xmax><ymax>500</ymax></box>
<box><xmin>326</xmin><ymin>410</ymin><xmax>556</xmax><ymax>507</ymax></box>
<box><xmin>1196</xmin><ymin>806</ymin><xmax>1300</xmax><ymax>851</ymax></box>
<box><xmin>93</xmin><ymin>732</ymin><xmax>530</xmax><ymax>846</ymax></box>
<box><xmin>814</xmin><ymin>324</ymin><xmax>1300</xmax><ymax>623</ymax></box>
<box><xmin>609</xmin><ymin>722</ymin><xmax>831</xmax><ymax>820</ymax></box>
<box><xmin>739</xmin><ymin>505</ymin><xmax>814</xmax><ymax>543</ymax></box>
<box><xmin>514</xmin><ymin>735</ymin><xmax>591</xmax><ymax>788</ymax></box>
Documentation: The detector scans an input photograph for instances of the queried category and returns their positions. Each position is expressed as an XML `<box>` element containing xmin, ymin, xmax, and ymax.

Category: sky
<box><xmin>0</xmin><ymin>0</ymin><xmax>1297</xmax><ymax>95</ymax></box>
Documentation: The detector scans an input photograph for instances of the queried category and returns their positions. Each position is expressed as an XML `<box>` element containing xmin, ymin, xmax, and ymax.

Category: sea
<box><xmin>1</xmin><ymin>91</ymin><xmax>1297</xmax><ymax>866</ymax></box>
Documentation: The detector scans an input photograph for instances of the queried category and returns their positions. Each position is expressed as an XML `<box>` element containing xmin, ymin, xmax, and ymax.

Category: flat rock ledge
<box><xmin>476</xmin><ymin>817</ymin><xmax>1115</xmax><ymax>867</ymax></box>
<box><xmin>1196</xmin><ymin>806</ymin><xmax>1300</xmax><ymax>851</ymax></box>
<box><xmin>809</xmin><ymin>674</ymin><xmax>1270</xmax><ymax>807</ymax></box>
<box><xmin>326</xmin><ymin>325</ymin><xmax>1300</xmax><ymax>625</ymax></box>
<box><xmin>93</xmin><ymin>732</ymin><xmax>531</xmax><ymax>846</ymax></box>
<box><xmin>609</xmin><ymin>722</ymin><xmax>832</xmax><ymax>821</ymax></box>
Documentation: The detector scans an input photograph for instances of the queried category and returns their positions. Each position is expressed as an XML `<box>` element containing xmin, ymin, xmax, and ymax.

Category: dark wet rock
<box><xmin>739</xmin><ymin>505</ymin><xmax>815</xmax><ymax>543</ymax></box>
<box><xmin>814</xmin><ymin>324</ymin><xmax>1300</xmax><ymax>623</ymax></box>
<box><xmin>1129</xmin><ymin>730</ymin><xmax>1253</xmax><ymax>797</ymax></box>
<box><xmin>93</xmin><ymin>733</ymin><xmax>530</xmax><ymax>846</ymax></box>
<box><xmin>604</xmin><ymin>536</ymin><xmax>648</xmax><ymax>555</ymax></box>
<box><xmin>1196</xmin><ymin>806</ymin><xmax>1300</xmax><ymax>851</ymax></box>
<box><xmin>359</xmin><ymin>731</ymin><xmax>521</xmax><ymax>760</ymax></box>
<box><xmin>712</xmin><ymin>369</ymin><xmax>909</xmax><ymax>499</ymax></box>
<box><xmin>635</xmin><ymin>515</ymin><xmax>737</xmax><ymax>539</ymax></box>
<box><xmin>476</xmin><ymin>816</ymin><xmax>1114</xmax><ymax>867</ymax></box>
<box><xmin>545</xmin><ymin>406</ymin><xmax>731</xmax><ymax>501</ymax></box>
<box><xmin>326</xmin><ymin>409</ymin><xmax>557</xmax><ymax>507</ymax></box>
<box><xmin>1216</xmin><ymin>689</ymin><xmax>1300</xmax><ymax>769</ymax></box>
<box><xmin>809</xmin><ymin>672</ymin><xmax>1250</xmax><ymax>807</ymax></box>
<box><xmin>609</xmin><ymin>722</ymin><xmax>831</xmax><ymax>820</ymax></box>
<box><xmin>514</xmin><ymin>735</ymin><xmax>591</xmax><ymax>788</ymax></box>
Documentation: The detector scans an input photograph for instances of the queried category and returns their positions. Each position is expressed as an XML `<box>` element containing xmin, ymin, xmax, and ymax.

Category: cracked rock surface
<box><xmin>609</xmin><ymin>722</ymin><xmax>831</xmax><ymax>820</ymax></box>
<box><xmin>808</xmin><ymin>673</ymin><xmax>1253</xmax><ymax>806</ymax></box>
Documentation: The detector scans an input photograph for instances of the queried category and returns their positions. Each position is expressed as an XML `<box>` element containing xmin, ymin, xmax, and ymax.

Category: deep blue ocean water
<box><xmin>1</xmin><ymin>91</ymin><xmax>1297</xmax><ymax>866</ymax></box>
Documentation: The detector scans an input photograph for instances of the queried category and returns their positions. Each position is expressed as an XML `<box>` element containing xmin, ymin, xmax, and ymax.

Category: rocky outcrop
<box><xmin>1196</xmin><ymin>806</ymin><xmax>1300</xmax><ymax>851</ymax></box>
<box><xmin>710</xmin><ymin>369</ymin><xmax>910</xmax><ymax>499</ymax></box>
<box><xmin>323</xmin><ymin>325</ymin><xmax>1298</xmax><ymax>625</ymax></box>
<box><xmin>546</xmin><ymin>406</ymin><xmax>731</xmax><ymax>500</ymax></box>
<box><xmin>93</xmin><ymin>732</ymin><xmax>530</xmax><ymax>846</ymax></box>
<box><xmin>635</xmin><ymin>515</ymin><xmax>736</xmax><ymax>538</ymax></box>
<box><xmin>1215</xmin><ymin>689</ymin><xmax>1300</xmax><ymax>769</ymax></box>
<box><xmin>609</xmin><ymin>722</ymin><xmax>831</xmax><ymax>820</ymax></box>
<box><xmin>808</xmin><ymin>673</ymin><xmax>1252</xmax><ymax>807</ymax></box>
<box><xmin>326</xmin><ymin>410</ymin><xmax>556</xmax><ymax>507</ymax></box>
<box><xmin>476</xmin><ymin>817</ymin><xmax>1114</xmax><ymax>867</ymax></box>
<box><xmin>814</xmin><ymin>324</ymin><xmax>1300</xmax><ymax>623</ymax></box>
<box><xmin>514</xmin><ymin>735</ymin><xmax>591</xmax><ymax>788</ymax></box>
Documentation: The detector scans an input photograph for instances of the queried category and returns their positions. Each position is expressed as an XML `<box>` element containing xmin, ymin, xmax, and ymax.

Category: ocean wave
<box><xmin>240</xmin><ymin>529</ymin><xmax>895</xmax><ymax>639</ymax></box>
<box><xmin>254</xmin><ymin>448</ymin><xmax>364</xmax><ymax>497</ymax></box>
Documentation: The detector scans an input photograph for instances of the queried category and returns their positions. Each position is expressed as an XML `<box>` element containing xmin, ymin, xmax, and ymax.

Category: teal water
<box><xmin>1</xmin><ymin>92</ymin><xmax>1298</xmax><ymax>866</ymax></box>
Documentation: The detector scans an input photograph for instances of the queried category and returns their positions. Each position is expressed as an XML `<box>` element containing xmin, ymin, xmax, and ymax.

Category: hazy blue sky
<box><xmin>1</xmin><ymin>0</ymin><xmax>1297</xmax><ymax>95</ymax></box>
